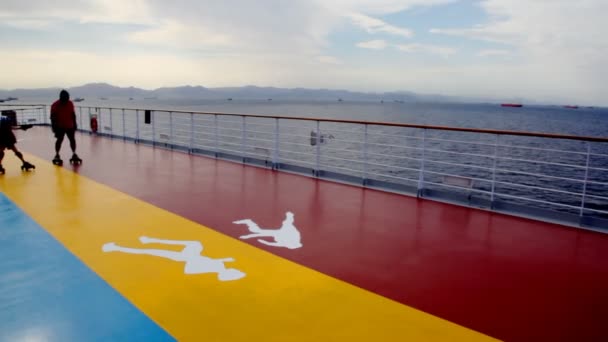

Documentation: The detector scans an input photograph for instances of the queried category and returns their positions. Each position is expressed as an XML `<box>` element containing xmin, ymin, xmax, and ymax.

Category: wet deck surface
<box><xmin>2</xmin><ymin>126</ymin><xmax>608</xmax><ymax>341</ymax></box>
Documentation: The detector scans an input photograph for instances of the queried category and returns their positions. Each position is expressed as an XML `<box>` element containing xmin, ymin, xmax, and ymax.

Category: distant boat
<box><xmin>501</xmin><ymin>103</ymin><xmax>523</xmax><ymax>107</ymax></box>
<box><xmin>73</xmin><ymin>97</ymin><xmax>84</xmax><ymax>102</ymax></box>
<box><xmin>563</xmin><ymin>105</ymin><xmax>579</xmax><ymax>109</ymax></box>
<box><xmin>227</xmin><ymin>98</ymin><xmax>233</xmax><ymax>101</ymax></box>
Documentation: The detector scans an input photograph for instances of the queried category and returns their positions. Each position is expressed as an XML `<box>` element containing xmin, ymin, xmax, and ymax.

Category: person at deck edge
<box><xmin>50</xmin><ymin>90</ymin><xmax>80</xmax><ymax>163</ymax></box>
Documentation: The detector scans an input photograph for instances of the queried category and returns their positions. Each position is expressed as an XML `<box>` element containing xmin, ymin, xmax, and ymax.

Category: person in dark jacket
<box><xmin>0</xmin><ymin>116</ymin><xmax>35</xmax><ymax>174</ymax></box>
<box><xmin>50</xmin><ymin>89</ymin><xmax>81</xmax><ymax>165</ymax></box>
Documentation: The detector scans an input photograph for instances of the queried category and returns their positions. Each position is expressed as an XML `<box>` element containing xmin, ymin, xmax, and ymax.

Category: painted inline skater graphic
<box><xmin>233</xmin><ymin>211</ymin><xmax>302</xmax><ymax>249</ymax></box>
<box><xmin>102</xmin><ymin>236</ymin><xmax>246</xmax><ymax>281</ymax></box>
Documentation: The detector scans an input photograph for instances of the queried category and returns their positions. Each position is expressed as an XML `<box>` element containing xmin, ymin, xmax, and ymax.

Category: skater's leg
<box><xmin>10</xmin><ymin>146</ymin><xmax>34</xmax><ymax>170</ymax></box>
<box><xmin>257</xmin><ymin>239</ymin><xmax>284</xmax><ymax>247</ymax></box>
<box><xmin>9</xmin><ymin>146</ymin><xmax>25</xmax><ymax>162</ymax></box>
<box><xmin>67</xmin><ymin>129</ymin><xmax>77</xmax><ymax>153</ymax></box>
<box><xmin>102</xmin><ymin>242</ymin><xmax>184</xmax><ymax>261</ymax></box>
<box><xmin>140</xmin><ymin>236</ymin><xmax>202</xmax><ymax>247</ymax></box>
<box><xmin>217</xmin><ymin>258</ymin><xmax>235</xmax><ymax>262</ymax></box>
<box><xmin>55</xmin><ymin>130</ymin><xmax>65</xmax><ymax>156</ymax></box>
<box><xmin>240</xmin><ymin>232</ymin><xmax>273</xmax><ymax>239</ymax></box>
<box><xmin>140</xmin><ymin>236</ymin><xmax>203</xmax><ymax>254</ymax></box>
<box><xmin>233</xmin><ymin>219</ymin><xmax>272</xmax><ymax>234</ymax></box>
<box><xmin>0</xmin><ymin>148</ymin><xmax>4</xmax><ymax>173</ymax></box>
<box><xmin>217</xmin><ymin>268</ymin><xmax>246</xmax><ymax>281</ymax></box>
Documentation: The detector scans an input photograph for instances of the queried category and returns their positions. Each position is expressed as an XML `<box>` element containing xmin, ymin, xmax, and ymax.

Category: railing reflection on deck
<box><xmin>3</xmin><ymin>104</ymin><xmax>608</xmax><ymax>231</ymax></box>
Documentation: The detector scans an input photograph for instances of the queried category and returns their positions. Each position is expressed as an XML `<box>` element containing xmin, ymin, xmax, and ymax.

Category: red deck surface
<box><xmin>16</xmin><ymin>127</ymin><xmax>608</xmax><ymax>341</ymax></box>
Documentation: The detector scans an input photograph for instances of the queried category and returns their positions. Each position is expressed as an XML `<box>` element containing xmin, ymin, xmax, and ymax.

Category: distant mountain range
<box><xmin>0</xmin><ymin>82</ymin><xmax>529</xmax><ymax>104</ymax></box>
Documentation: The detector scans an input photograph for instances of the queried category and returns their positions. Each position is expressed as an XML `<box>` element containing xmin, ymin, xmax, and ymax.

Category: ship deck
<box><xmin>1</xmin><ymin>126</ymin><xmax>608</xmax><ymax>341</ymax></box>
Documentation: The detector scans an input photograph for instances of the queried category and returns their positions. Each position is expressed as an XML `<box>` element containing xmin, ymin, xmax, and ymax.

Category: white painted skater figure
<box><xmin>233</xmin><ymin>211</ymin><xmax>302</xmax><ymax>249</ymax></box>
<box><xmin>102</xmin><ymin>236</ymin><xmax>245</xmax><ymax>281</ymax></box>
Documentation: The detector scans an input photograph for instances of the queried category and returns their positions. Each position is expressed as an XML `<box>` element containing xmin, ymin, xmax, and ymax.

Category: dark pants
<box><xmin>55</xmin><ymin>128</ymin><xmax>77</xmax><ymax>154</ymax></box>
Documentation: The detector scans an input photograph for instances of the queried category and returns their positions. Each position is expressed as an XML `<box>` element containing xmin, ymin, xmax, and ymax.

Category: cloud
<box><xmin>127</xmin><ymin>20</ymin><xmax>233</xmax><ymax>48</ymax></box>
<box><xmin>0</xmin><ymin>0</ymin><xmax>154</xmax><ymax>25</ymax></box>
<box><xmin>429</xmin><ymin>25</ymin><xmax>516</xmax><ymax>45</ymax></box>
<box><xmin>356</xmin><ymin>40</ymin><xmax>388</xmax><ymax>50</ymax></box>
<box><xmin>323</xmin><ymin>0</ymin><xmax>457</xmax><ymax>15</ymax></box>
<box><xmin>429</xmin><ymin>0</ymin><xmax>608</xmax><ymax>104</ymax></box>
<box><xmin>396</xmin><ymin>43</ymin><xmax>456</xmax><ymax>57</ymax></box>
<box><xmin>346</xmin><ymin>13</ymin><xmax>413</xmax><ymax>37</ymax></box>
<box><xmin>0</xmin><ymin>1</ymin><xmax>454</xmax><ymax>54</ymax></box>
<box><xmin>355</xmin><ymin>40</ymin><xmax>456</xmax><ymax>56</ymax></box>
<box><xmin>1</xmin><ymin>18</ymin><xmax>54</xmax><ymax>29</ymax></box>
<box><xmin>1</xmin><ymin>0</ymin><xmax>606</xmax><ymax>105</ymax></box>
<box><xmin>477</xmin><ymin>49</ymin><xmax>511</xmax><ymax>57</ymax></box>
<box><xmin>316</xmin><ymin>55</ymin><xmax>343</xmax><ymax>65</ymax></box>
<box><xmin>129</xmin><ymin>0</ymin><xmax>338</xmax><ymax>56</ymax></box>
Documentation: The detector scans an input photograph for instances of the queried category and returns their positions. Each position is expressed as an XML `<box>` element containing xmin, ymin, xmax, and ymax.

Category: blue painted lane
<box><xmin>0</xmin><ymin>193</ymin><xmax>175</xmax><ymax>341</ymax></box>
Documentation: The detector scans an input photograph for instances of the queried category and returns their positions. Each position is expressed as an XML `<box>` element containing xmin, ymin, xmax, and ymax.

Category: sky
<box><xmin>1</xmin><ymin>0</ymin><xmax>606</xmax><ymax>105</ymax></box>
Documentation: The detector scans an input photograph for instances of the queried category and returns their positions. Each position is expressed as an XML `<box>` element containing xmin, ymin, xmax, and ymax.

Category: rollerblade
<box><xmin>52</xmin><ymin>155</ymin><xmax>63</xmax><ymax>166</ymax></box>
<box><xmin>69</xmin><ymin>154</ymin><xmax>82</xmax><ymax>165</ymax></box>
<box><xmin>0</xmin><ymin>164</ymin><xmax>4</xmax><ymax>175</ymax></box>
<box><xmin>21</xmin><ymin>161</ymin><xmax>35</xmax><ymax>172</ymax></box>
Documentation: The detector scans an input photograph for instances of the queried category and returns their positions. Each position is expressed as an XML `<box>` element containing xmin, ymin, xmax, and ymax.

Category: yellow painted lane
<box><xmin>0</xmin><ymin>154</ymin><xmax>500</xmax><ymax>342</ymax></box>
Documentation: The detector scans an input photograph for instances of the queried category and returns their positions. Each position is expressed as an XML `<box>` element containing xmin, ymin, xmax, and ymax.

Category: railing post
<box><xmin>169</xmin><ymin>111</ymin><xmax>173</xmax><ymax>149</ymax></box>
<box><xmin>490</xmin><ymin>134</ymin><xmax>499</xmax><ymax>207</ymax></box>
<box><xmin>363</xmin><ymin>124</ymin><xmax>368</xmax><ymax>186</ymax></box>
<box><xmin>152</xmin><ymin>110</ymin><xmax>156</xmax><ymax>146</ymax></box>
<box><xmin>214</xmin><ymin>114</ymin><xmax>219</xmax><ymax>158</ymax></box>
<box><xmin>136</xmin><ymin>109</ymin><xmax>140</xmax><ymax>143</ymax></box>
<box><xmin>87</xmin><ymin>107</ymin><xmax>92</xmax><ymax>134</ymax></box>
<box><xmin>189</xmin><ymin>112</ymin><xmax>194</xmax><ymax>154</ymax></box>
<box><xmin>417</xmin><ymin>129</ymin><xmax>427</xmax><ymax>197</ymax></box>
<box><xmin>273</xmin><ymin>118</ymin><xmax>279</xmax><ymax>170</ymax></box>
<box><xmin>109</xmin><ymin>108</ymin><xmax>113</xmax><ymax>138</ymax></box>
<box><xmin>78</xmin><ymin>107</ymin><xmax>83</xmax><ymax>130</ymax></box>
<box><xmin>122</xmin><ymin>109</ymin><xmax>126</xmax><ymax>140</ymax></box>
<box><xmin>315</xmin><ymin>121</ymin><xmax>321</xmax><ymax>177</ymax></box>
<box><xmin>580</xmin><ymin>142</ymin><xmax>591</xmax><ymax>217</ymax></box>
<box><xmin>241</xmin><ymin>116</ymin><xmax>247</xmax><ymax>163</ymax></box>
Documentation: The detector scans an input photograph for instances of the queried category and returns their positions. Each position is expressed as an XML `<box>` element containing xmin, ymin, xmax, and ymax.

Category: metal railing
<box><xmin>0</xmin><ymin>105</ymin><xmax>47</xmax><ymax>125</ymax></box>
<box><xmin>3</xmin><ymin>104</ymin><xmax>608</xmax><ymax>231</ymax></box>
